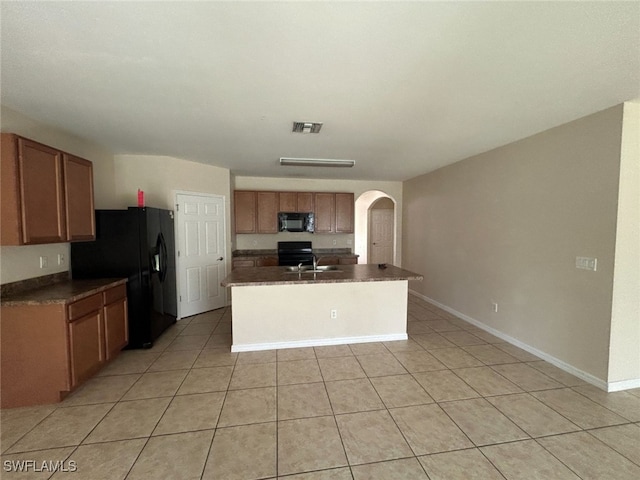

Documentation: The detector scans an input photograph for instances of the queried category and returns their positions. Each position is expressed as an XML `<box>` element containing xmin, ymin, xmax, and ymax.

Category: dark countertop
<box><xmin>221</xmin><ymin>264</ymin><xmax>422</xmax><ymax>287</ymax></box>
<box><xmin>1</xmin><ymin>278</ymin><xmax>128</xmax><ymax>306</ymax></box>
<box><xmin>233</xmin><ymin>249</ymin><xmax>358</xmax><ymax>258</ymax></box>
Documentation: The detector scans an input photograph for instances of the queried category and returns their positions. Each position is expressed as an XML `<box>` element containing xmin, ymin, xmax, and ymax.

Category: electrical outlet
<box><xmin>57</xmin><ymin>254</ymin><xmax>65</xmax><ymax>266</ymax></box>
<box><xmin>330</xmin><ymin>309</ymin><xmax>338</xmax><ymax>319</ymax></box>
<box><xmin>39</xmin><ymin>256</ymin><xmax>48</xmax><ymax>268</ymax></box>
<box><xmin>492</xmin><ymin>302</ymin><xmax>498</xmax><ymax>313</ymax></box>
<box><xmin>332</xmin><ymin>239</ymin><xmax>337</xmax><ymax>246</ymax></box>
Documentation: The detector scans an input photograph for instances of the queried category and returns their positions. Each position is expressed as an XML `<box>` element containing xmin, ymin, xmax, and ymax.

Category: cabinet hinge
<box><xmin>177</xmin><ymin>250</ymin><xmax>181</xmax><ymax>257</ymax></box>
<box><xmin>179</xmin><ymin>295</ymin><xmax>182</xmax><ymax>302</ymax></box>
<box><xmin>175</xmin><ymin>203</ymin><xmax>179</xmax><ymax>211</ymax></box>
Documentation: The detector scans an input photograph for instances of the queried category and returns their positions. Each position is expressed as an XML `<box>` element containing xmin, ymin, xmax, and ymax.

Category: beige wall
<box><xmin>403</xmin><ymin>105</ymin><xmax>625</xmax><ymax>383</ymax></box>
<box><xmin>113</xmin><ymin>154</ymin><xmax>231</xmax><ymax>212</ymax></box>
<box><xmin>609</xmin><ymin>102</ymin><xmax>640</xmax><ymax>385</ymax></box>
<box><xmin>113</xmin><ymin>154</ymin><xmax>233</xmax><ymax>291</ymax></box>
<box><xmin>0</xmin><ymin>106</ymin><xmax>116</xmax><ymax>284</ymax></box>
<box><xmin>233</xmin><ymin>176</ymin><xmax>402</xmax><ymax>261</ymax></box>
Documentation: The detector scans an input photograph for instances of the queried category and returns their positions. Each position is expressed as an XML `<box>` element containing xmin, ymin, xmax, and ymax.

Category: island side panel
<box><xmin>230</xmin><ymin>280</ymin><xmax>408</xmax><ymax>351</ymax></box>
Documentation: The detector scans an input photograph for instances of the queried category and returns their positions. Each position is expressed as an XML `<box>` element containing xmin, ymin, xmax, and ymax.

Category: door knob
<box><xmin>217</xmin><ymin>257</ymin><xmax>224</xmax><ymax>261</ymax></box>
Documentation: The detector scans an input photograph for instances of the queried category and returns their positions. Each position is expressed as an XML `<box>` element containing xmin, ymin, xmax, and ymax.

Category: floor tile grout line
<box><xmin>529</xmin><ymin>387</ymin><xmax>631</xmax><ymax>429</ymax></box>
<box><xmin>448</xmin><ymin>365</ymin><xmax>522</xmax><ymax>398</ymax></box>
<box><xmin>583</xmin><ymin>426</ymin><xmax>640</xmax><ymax>468</ymax></box>
<box><xmin>569</xmin><ymin>384</ymin><xmax>639</xmax><ymax>423</ymax></box>
<box><xmin>533</xmin><ymin>435</ymin><xmax>589</xmax><ymax>480</ymax></box>
<box><xmin>486</xmin><ymin>361</ymin><xmax>564</xmax><ymax>390</ymax></box>
<box><xmin>0</xmin><ymin>406</ymin><xmax>61</xmax><ymax>455</ymax></box>
<box><xmin>474</xmin><ymin>447</ymin><xmax>510</xmax><ymax>480</ymax></box>
<box><xmin>485</xmin><ymin>391</ymin><xmax>583</xmax><ymax>438</ymax></box>
<box><xmin>314</xmin><ymin>349</ymin><xmax>352</xmax><ymax>473</ymax></box>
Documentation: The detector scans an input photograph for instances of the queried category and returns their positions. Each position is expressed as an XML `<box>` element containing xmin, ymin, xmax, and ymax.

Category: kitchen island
<box><xmin>221</xmin><ymin>264</ymin><xmax>423</xmax><ymax>352</ymax></box>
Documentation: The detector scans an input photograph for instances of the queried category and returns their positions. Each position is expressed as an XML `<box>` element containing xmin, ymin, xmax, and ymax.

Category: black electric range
<box><xmin>277</xmin><ymin>241</ymin><xmax>314</xmax><ymax>266</ymax></box>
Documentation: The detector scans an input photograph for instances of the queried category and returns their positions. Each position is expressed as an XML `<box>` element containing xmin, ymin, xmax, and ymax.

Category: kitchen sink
<box><xmin>283</xmin><ymin>265</ymin><xmax>342</xmax><ymax>273</ymax></box>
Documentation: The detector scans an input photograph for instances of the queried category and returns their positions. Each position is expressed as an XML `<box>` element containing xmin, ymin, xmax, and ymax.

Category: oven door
<box><xmin>278</xmin><ymin>253</ymin><xmax>314</xmax><ymax>266</ymax></box>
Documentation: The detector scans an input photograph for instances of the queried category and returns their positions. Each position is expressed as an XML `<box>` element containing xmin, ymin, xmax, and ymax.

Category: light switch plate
<box><xmin>576</xmin><ymin>256</ymin><xmax>597</xmax><ymax>271</ymax></box>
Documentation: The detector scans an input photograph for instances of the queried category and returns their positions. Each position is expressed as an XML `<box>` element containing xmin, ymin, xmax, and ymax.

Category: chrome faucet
<box><xmin>312</xmin><ymin>255</ymin><xmax>320</xmax><ymax>270</ymax></box>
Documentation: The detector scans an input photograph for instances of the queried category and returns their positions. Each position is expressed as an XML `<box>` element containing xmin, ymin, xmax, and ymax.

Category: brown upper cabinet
<box><xmin>335</xmin><ymin>193</ymin><xmax>355</xmax><ymax>233</ymax></box>
<box><xmin>234</xmin><ymin>190</ymin><xmax>354</xmax><ymax>234</ymax></box>
<box><xmin>233</xmin><ymin>191</ymin><xmax>257</xmax><ymax>233</ymax></box>
<box><xmin>278</xmin><ymin>192</ymin><xmax>297</xmax><ymax>212</ymax></box>
<box><xmin>313</xmin><ymin>193</ymin><xmax>336</xmax><ymax>233</ymax></box>
<box><xmin>256</xmin><ymin>191</ymin><xmax>278</xmax><ymax>233</ymax></box>
<box><xmin>234</xmin><ymin>190</ymin><xmax>279</xmax><ymax>234</ymax></box>
<box><xmin>279</xmin><ymin>192</ymin><xmax>314</xmax><ymax>213</ymax></box>
<box><xmin>63</xmin><ymin>154</ymin><xmax>96</xmax><ymax>242</ymax></box>
<box><xmin>1</xmin><ymin>134</ymin><xmax>96</xmax><ymax>245</ymax></box>
<box><xmin>314</xmin><ymin>192</ymin><xmax>355</xmax><ymax>234</ymax></box>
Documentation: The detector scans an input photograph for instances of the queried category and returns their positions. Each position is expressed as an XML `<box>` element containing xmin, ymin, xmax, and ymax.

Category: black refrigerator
<box><xmin>71</xmin><ymin>207</ymin><xmax>177</xmax><ymax>348</ymax></box>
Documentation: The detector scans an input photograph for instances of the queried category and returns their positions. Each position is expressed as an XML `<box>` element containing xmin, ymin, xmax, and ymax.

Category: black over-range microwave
<box><xmin>278</xmin><ymin>212</ymin><xmax>315</xmax><ymax>233</ymax></box>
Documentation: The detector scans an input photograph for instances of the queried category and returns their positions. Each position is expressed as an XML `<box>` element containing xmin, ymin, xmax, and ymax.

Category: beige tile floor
<box><xmin>2</xmin><ymin>296</ymin><xmax>640</xmax><ymax>479</ymax></box>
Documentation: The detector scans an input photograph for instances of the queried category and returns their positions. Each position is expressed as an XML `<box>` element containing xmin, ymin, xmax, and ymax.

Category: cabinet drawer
<box><xmin>339</xmin><ymin>256</ymin><xmax>358</xmax><ymax>265</ymax></box>
<box><xmin>232</xmin><ymin>259</ymin><xmax>255</xmax><ymax>268</ymax></box>
<box><xmin>318</xmin><ymin>256</ymin><xmax>340</xmax><ymax>266</ymax></box>
<box><xmin>68</xmin><ymin>293</ymin><xmax>102</xmax><ymax>321</ymax></box>
<box><xmin>256</xmin><ymin>256</ymin><xmax>278</xmax><ymax>267</ymax></box>
<box><xmin>104</xmin><ymin>284</ymin><xmax>126</xmax><ymax>304</ymax></box>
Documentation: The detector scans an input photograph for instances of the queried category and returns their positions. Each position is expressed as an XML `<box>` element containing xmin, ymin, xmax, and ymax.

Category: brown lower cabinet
<box><xmin>103</xmin><ymin>285</ymin><xmax>128</xmax><ymax>361</ymax></box>
<box><xmin>232</xmin><ymin>255</ymin><xmax>357</xmax><ymax>269</ymax></box>
<box><xmin>232</xmin><ymin>256</ymin><xmax>279</xmax><ymax>269</ymax></box>
<box><xmin>67</xmin><ymin>293</ymin><xmax>104</xmax><ymax>388</ymax></box>
<box><xmin>0</xmin><ymin>283</ymin><xmax>128</xmax><ymax>408</ymax></box>
<box><xmin>317</xmin><ymin>256</ymin><xmax>359</xmax><ymax>266</ymax></box>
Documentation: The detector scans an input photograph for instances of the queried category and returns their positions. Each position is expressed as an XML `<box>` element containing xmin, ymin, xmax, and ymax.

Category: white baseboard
<box><xmin>231</xmin><ymin>333</ymin><xmax>408</xmax><ymax>353</ymax></box>
<box><xmin>408</xmin><ymin>289</ymin><xmax>632</xmax><ymax>392</ymax></box>
<box><xmin>607</xmin><ymin>378</ymin><xmax>640</xmax><ymax>392</ymax></box>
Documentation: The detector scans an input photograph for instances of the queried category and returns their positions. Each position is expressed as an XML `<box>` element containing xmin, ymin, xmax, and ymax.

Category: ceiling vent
<box><xmin>292</xmin><ymin>122</ymin><xmax>323</xmax><ymax>134</ymax></box>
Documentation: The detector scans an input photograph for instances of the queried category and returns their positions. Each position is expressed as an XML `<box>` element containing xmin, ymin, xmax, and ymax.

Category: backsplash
<box><xmin>235</xmin><ymin>232</ymin><xmax>354</xmax><ymax>250</ymax></box>
<box><xmin>0</xmin><ymin>244</ymin><xmax>70</xmax><ymax>285</ymax></box>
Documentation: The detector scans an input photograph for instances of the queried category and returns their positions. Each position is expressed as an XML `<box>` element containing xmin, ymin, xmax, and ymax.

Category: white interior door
<box><xmin>369</xmin><ymin>209</ymin><xmax>394</xmax><ymax>264</ymax></box>
<box><xmin>176</xmin><ymin>193</ymin><xmax>227</xmax><ymax>318</ymax></box>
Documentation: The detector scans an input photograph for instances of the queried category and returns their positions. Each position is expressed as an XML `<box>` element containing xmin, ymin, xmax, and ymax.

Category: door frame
<box><xmin>355</xmin><ymin>190</ymin><xmax>399</xmax><ymax>265</ymax></box>
<box><xmin>174</xmin><ymin>190</ymin><xmax>228</xmax><ymax>320</ymax></box>
<box><xmin>368</xmin><ymin>205</ymin><xmax>395</xmax><ymax>265</ymax></box>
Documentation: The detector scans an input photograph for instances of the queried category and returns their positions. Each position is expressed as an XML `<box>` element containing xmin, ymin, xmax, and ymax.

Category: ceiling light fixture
<box><xmin>279</xmin><ymin>157</ymin><xmax>356</xmax><ymax>168</ymax></box>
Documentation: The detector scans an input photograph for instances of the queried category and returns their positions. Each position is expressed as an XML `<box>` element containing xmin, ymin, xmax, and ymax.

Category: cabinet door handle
<box><xmin>217</xmin><ymin>257</ymin><xmax>224</xmax><ymax>261</ymax></box>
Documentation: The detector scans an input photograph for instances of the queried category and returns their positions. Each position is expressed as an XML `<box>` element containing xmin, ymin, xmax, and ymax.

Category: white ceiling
<box><xmin>1</xmin><ymin>2</ymin><xmax>639</xmax><ymax>181</ymax></box>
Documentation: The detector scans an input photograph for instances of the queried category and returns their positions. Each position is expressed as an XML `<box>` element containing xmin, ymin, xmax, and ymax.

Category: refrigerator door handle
<box><xmin>157</xmin><ymin>233</ymin><xmax>168</xmax><ymax>282</ymax></box>
<box><xmin>153</xmin><ymin>253</ymin><xmax>161</xmax><ymax>273</ymax></box>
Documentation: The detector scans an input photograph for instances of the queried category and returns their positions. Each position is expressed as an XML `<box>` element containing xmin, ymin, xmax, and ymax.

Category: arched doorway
<box><xmin>355</xmin><ymin>190</ymin><xmax>397</xmax><ymax>265</ymax></box>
